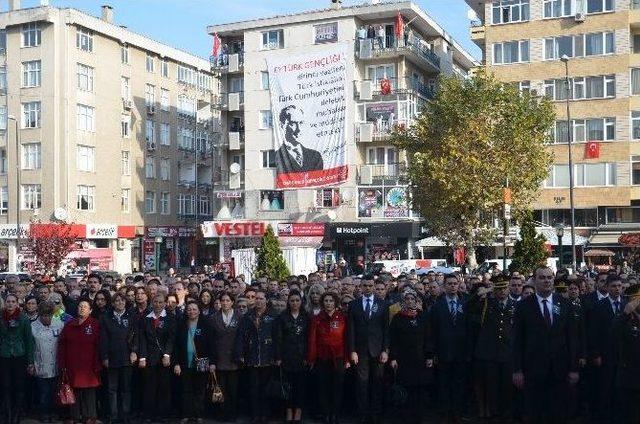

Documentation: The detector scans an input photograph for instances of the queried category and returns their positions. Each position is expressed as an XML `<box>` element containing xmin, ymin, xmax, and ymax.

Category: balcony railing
<box><xmin>354</xmin><ymin>77</ymin><xmax>435</xmax><ymax>100</ymax></box>
<box><xmin>212</xmin><ymin>92</ymin><xmax>244</xmax><ymax>111</ymax></box>
<box><xmin>356</xmin><ymin>36</ymin><xmax>440</xmax><ymax>70</ymax></box>
<box><xmin>357</xmin><ymin>162</ymin><xmax>408</xmax><ymax>185</ymax></box>
<box><xmin>355</xmin><ymin>119</ymin><xmax>410</xmax><ymax>142</ymax></box>
<box><xmin>210</xmin><ymin>52</ymin><xmax>245</xmax><ymax>73</ymax></box>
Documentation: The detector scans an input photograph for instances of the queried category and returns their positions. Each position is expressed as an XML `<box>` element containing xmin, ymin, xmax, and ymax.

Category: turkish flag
<box><xmin>585</xmin><ymin>141</ymin><xmax>600</xmax><ymax>159</ymax></box>
<box><xmin>212</xmin><ymin>33</ymin><xmax>221</xmax><ymax>57</ymax></box>
<box><xmin>395</xmin><ymin>11</ymin><xmax>404</xmax><ymax>39</ymax></box>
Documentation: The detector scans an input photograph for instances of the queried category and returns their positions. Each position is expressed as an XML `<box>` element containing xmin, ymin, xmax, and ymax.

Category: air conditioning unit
<box><xmin>117</xmin><ymin>239</ymin><xmax>127</xmax><ymax>250</ymax></box>
<box><xmin>574</xmin><ymin>12</ymin><xmax>586</xmax><ymax>22</ymax></box>
<box><xmin>358</xmin><ymin>122</ymin><xmax>374</xmax><ymax>143</ymax></box>
<box><xmin>147</xmin><ymin>104</ymin><xmax>156</xmax><ymax>114</ymax></box>
<box><xmin>122</xmin><ymin>99</ymin><xmax>132</xmax><ymax>110</ymax></box>
<box><xmin>360</xmin><ymin>80</ymin><xmax>373</xmax><ymax>100</ymax></box>
<box><xmin>146</xmin><ymin>142</ymin><xmax>156</xmax><ymax>151</ymax></box>
<box><xmin>229</xmin><ymin>132</ymin><xmax>241</xmax><ymax>150</ymax></box>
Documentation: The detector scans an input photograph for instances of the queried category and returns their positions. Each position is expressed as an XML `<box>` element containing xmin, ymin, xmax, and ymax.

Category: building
<box><xmin>205</xmin><ymin>0</ymin><xmax>476</xmax><ymax>277</ymax></box>
<box><xmin>466</xmin><ymin>0</ymin><xmax>640</xmax><ymax>263</ymax></box>
<box><xmin>0</xmin><ymin>1</ymin><xmax>215</xmax><ymax>273</ymax></box>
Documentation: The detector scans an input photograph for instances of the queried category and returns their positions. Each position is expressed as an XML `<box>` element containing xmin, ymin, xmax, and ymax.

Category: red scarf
<box><xmin>399</xmin><ymin>308</ymin><xmax>418</xmax><ymax>318</ymax></box>
<box><xmin>2</xmin><ymin>308</ymin><xmax>21</xmax><ymax>322</ymax></box>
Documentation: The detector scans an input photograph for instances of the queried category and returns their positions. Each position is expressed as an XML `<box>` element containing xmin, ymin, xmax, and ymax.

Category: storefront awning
<box><xmin>415</xmin><ymin>236</ymin><xmax>446</xmax><ymax>247</ymax></box>
<box><xmin>589</xmin><ymin>232</ymin><xmax>625</xmax><ymax>246</ymax></box>
<box><xmin>67</xmin><ymin>248</ymin><xmax>112</xmax><ymax>259</ymax></box>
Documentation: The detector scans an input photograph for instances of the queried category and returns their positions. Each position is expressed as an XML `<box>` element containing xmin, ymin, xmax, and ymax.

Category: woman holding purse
<box><xmin>173</xmin><ymin>300</ymin><xmax>215</xmax><ymax>423</ymax></box>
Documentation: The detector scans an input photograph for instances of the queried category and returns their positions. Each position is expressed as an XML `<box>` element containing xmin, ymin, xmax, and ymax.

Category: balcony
<box><xmin>214</xmin><ymin>170</ymin><xmax>245</xmax><ymax>190</ymax></box>
<box><xmin>469</xmin><ymin>21</ymin><xmax>485</xmax><ymax>44</ymax></box>
<box><xmin>357</xmin><ymin>163</ymin><xmax>408</xmax><ymax>185</ymax></box>
<box><xmin>356</xmin><ymin>36</ymin><xmax>440</xmax><ymax>73</ymax></box>
<box><xmin>354</xmin><ymin>77</ymin><xmax>434</xmax><ymax>101</ymax></box>
<box><xmin>355</xmin><ymin>119</ymin><xmax>410</xmax><ymax>143</ymax></box>
<box><xmin>229</xmin><ymin>130</ymin><xmax>245</xmax><ymax>150</ymax></box>
<box><xmin>211</xmin><ymin>92</ymin><xmax>244</xmax><ymax>111</ymax></box>
<box><xmin>210</xmin><ymin>52</ymin><xmax>245</xmax><ymax>73</ymax></box>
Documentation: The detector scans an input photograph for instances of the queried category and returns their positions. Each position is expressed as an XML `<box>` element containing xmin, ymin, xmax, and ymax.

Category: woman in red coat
<box><xmin>307</xmin><ymin>292</ymin><xmax>350</xmax><ymax>424</ymax></box>
<box><xmin>58</xmin><ymin>298</ymin><xmax>101</xmax><ymax>424</ymax></box>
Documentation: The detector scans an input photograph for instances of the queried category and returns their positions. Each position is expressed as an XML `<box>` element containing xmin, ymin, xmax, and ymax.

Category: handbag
<box><xmin>210</xmin><ymin>370</ymin><xmax>224</xmax><ymax>404</ymax></box>
<box><xmin>191</xmin><ymin>328</ymin><xmax>210</xmax><ymax>373</ymax></box>
<box><xmin>56</xmin><ymin>370</ymin><xmax>76</xmax><ymax>406</ymax></box>
<box><xmin>266</xmin><ymin>366</ymin><xmax>291</xmax><ymax>401</ymax></box>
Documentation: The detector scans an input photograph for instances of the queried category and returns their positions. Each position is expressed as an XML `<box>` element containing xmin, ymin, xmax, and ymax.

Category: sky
<box><xmin>16</xmin><ymin>0</ymin><xmax>480</xmax><ymax>60</ymax></box>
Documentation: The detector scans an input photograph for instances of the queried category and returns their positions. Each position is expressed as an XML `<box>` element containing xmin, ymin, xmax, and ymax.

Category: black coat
<box><xmin>470</xmin><ymin>297</ymin><xmax>516</xmax><ymax>363</ymax></box>
<box><xmin>347</xmin><ymin>296</ymin><xmax>389</xmax><ymax>357</ymax></box>
<box><xmin>512</xmin><ymin>294</ymin><xmax>579</xmax><ymax>382</ymax></box>
<box><xmin>138</xmin><ymin>311</ymin><xmax>176</xmax><ymax>367</ymax></box>
<box><xmin>211</xmin><ymin>310</ymin><xmax>241</xmax><ymax>371</ymax></box>
<box><xmin>275</xmin><ymin>310</ymin><xmax>310</xmax><ymax>372</ymax></box>
<box><xmin>235</xmin><ymin>309</ymin><xmax>277</xmax><ymax>367</ymax></box>
<box><xmin>569</xmin><ymin>297</ymin><xmax>587</xmax><ymax>361</ymax></box>
<box><xmin>613</xmin><ymin>311</ymin><xmax>640</xmax><ymax>390</ymax></box>
<box><xmin>99</xmin><ymin>309</ymin><xmax>136</xmax><ymax>367</ymax></box>
<box><xmin>428</xmin><ymin>295</ymin><xmax>472</xmax><ymax>363</ymax></box>
<box><xmin>173</xmin><ymin>317</ymin><xmax>215</xmax><ymax>369</ymax></box>
<box><xmin>590</xmin><ymin>297</ymin><xmax>626</xmax><ymax>363</ymax></box>
<box><xmin>389</xmin><ymin>311</ymin><xmax>432</xmax><ymax>387</ymax></box>
<box><xmin>275</xmin><ymin>144</ymin><xmax>324</xmax><ymax>174</ymax></box>
<box><xmin>581</xmin><ymin>291</ymin><xmax>606</xmax><ymax>359</ymax></box>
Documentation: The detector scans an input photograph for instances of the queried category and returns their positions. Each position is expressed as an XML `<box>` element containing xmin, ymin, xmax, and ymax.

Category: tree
<box><xmin>26</xmin><ymin>220</ymin><xmax>78</xmax><ymax>274</ymax></box>
<box><xmin>392</xmin><ymin>71</ymin><xmax>555</xmax><ymax>268</ymax></box>
<box><xmin>510</xmin><ymin>211</ymin><xmax>549</xmax><ymax>275</ymax></box>
<box><xmin>254</xmin><ymin>225</ymin><xmax>289</xmax><ymax>280</ymax></box>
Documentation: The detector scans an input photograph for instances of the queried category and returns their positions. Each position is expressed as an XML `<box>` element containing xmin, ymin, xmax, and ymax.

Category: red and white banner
<box><xmin>267</xmin><ymin>44</ymin><xmax>349</xmax><ymax>188</ymax></box>
<box><xmin>277</xmin><ymin>223</ymin><xmax>325</xmax><ymax>237</ymax></box>
<box><xmin>201</xmin><ymin>221</ymin><xmax>275</xmax><ymax>238</ymax></box>
<box><xmin>585</xmin><ymin>141</ymin><xmax>600</xmax><ymax>159</ymax></box>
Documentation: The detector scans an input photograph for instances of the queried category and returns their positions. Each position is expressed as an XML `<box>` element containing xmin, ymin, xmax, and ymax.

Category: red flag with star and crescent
<box><xmin>212</xmin><ymin>33</ymin><xmax>221</xmax><ymax>57</ymax></box>
<box><xmin>585</xmin><ymin>141</ymin><xmax>600</xmax><ymax>159</ymax></box>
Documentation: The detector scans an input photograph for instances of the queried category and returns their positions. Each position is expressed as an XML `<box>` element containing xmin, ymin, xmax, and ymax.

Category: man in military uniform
<box><xmin>469</xmin><ymin>274</ymin><xmax>515</xmax><ymax>420</ymax></box>
<box><xmin>613</xmin><ymin>284</ymin><xmax>640</xmax><ymax>423</ymax></box>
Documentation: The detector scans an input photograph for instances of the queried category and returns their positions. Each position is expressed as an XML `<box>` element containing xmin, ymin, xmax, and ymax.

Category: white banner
<box><xmin>267</xmin><ymin>44</ymin><xmax>349</xmax><ymax>188</ymax></box>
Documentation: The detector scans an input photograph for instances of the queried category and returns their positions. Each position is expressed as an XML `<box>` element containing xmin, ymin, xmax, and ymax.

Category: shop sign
<box><xmin>216</xmin><ymin>191</ymin><xmax>243</xmax><ymax>199</ymax></box>
<box><xmin>314</xmin><ymin>22</ymin><xmax>338</xmax><ymax>44</ymax></box>
<box><xmin>0</xmin><ymin>224</ymin><xmax>30</xmax><ymax>239</ymax></box>
<box><xmin>178</xmin><ymin>227</ymin><xmax>197</xmax><ymax>237</ymax></box>
<box><xmin>143</xmin><ymin>240</ymin><xmax>156</xmax><ymax>270</ymax></box>
<box><xmin>86</xmin><ymin>224</ymin><xmax>118</xmax><ymax>239</ymax></box>
<box><xmin>278</xmin><ymin>223</ymin><xmax>325</xmax><ymax>237</ymax></box>
<box><xmin>147</xmin><ymin>227</ymin><xmax>179</xmax><ymax>238</ymax></box>
<box><xmin>358</xmin><ymin>187</ymin><xmax>409</xmax><ymax>218</ymax></box>
<box><xmin>330</xmin><ymin>223</ymin><xmax>371</xmax><ymax>238</ymax></box>
<box><xmin>201</xmin><ymin>221</ymin><xmax>276</xmax><ymax>238</ymax></box>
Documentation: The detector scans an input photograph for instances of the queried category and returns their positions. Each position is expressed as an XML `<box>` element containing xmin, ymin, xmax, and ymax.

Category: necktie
<box><xmin>365</xmin><ymin>298</ymin><xmax>371</xmax><ymax>318</ymax></box>
<box><xmin>450</xmin><ymin>300</ymin><xmax>457</xmax><ymax>318</ymax></box>
<box><xmin>542</xmin><ymin>299</ymin><xmax>552</xmax><ymax>327</ymax></box>
<box><xmin>290</xmin><ymin>146</ymin><xmax>302</xmax><ymax>167</ymax></box>
<box><xmin>614</xmin><ymin>300</ymin><xmax>620</xmax><ymax>315</ymax></box>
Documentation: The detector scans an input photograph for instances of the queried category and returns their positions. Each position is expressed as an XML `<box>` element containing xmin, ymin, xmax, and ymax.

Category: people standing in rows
<box><xmin>211</xmin><ymin>292</ymin><xmax>240</xmax><ymax>422</ymax></box>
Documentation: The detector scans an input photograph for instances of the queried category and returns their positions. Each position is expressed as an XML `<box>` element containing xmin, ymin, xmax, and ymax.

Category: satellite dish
<box><xmin>54</xmin><ymin>207</ymin><xmax>68</xmax><ymax>221</ymax></box>
<box><xmin>229</xmin><ymin>162</ymin><xmax>241</xmax><ymax>174</ymax></box>
<box><xmin>466</xmin><ymin>9</ymin><xmax>478</xmax><ymax>21</ymax></box>
<box><xmin>327</xmin><ymin>210</ymin><xmax>337</xmax><ymax>221</ymax></box>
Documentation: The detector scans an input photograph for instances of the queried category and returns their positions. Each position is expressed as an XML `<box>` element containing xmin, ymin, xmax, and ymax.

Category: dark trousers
<box><xmin>70</xmin><ymin>387</ymin><xmax>97</xmax><ymax>421</ymax></box>
<box><xmin>107</xmin><ymin>366</ymin><xmax>132</xmax><ymax>420</ymax></box>
<box><xmin>437</xmin><ymin>361</ymin><xmax>466</xmax><ymax>417</ymax></box>
<box><xmin>620</xmin><ymin>387</ymin><xmax>640</xmax><ymax>424</ymax></box>
<box><xmin>473</xmin><ymin>360</ymin><xmax>512</xmax><ymax>418</ymax></box>
<box><xmin>0</xmin><ymin>356</ymin><xmax>27</xmax><ymax>421</ymax></box>
<box><xmin>180</xmin><ymin>368</ymin><xmax>207</xmax><ymax>419</ymax></box>
<box><xmin>143</xmin><ymin>365</ymin><xmax>171</xmax><ymax>419</ymax></box>
<box><xmin>35</xmin><ymin>377</ymin><xmax>57</xmax><ymax>418</ymax></box>
<box><xmin>523</xmin><ymin>374</ymin><xmax>568</xmax><ymax>423</ymax></box>
<box><xmin>248</xmin><ymin>366</ymin><xmax>272</xmax><ymax>420</ymax></box>
<box><xmin>284</xmin><ymin>370</ymin><xmax>307</xmax><ymax>410</ymax></box>
<box><xmin>217</xmin><ymin>370</ymin><xmax>239</xmax><ymax>420</ymax></box>
<box><xmin>355</xmin><ymin>353</ymin><xmax>384</xmax><ymax>416</ymax></box>
<box><xmin>317</xmin><ymin>359</ymin><xmax>344</xmax><ymax>418</ymax></box>
<box><xmin>395</xmin><ymin>387</ymin><xmax>425</xmax><ymax>424</ymax></box>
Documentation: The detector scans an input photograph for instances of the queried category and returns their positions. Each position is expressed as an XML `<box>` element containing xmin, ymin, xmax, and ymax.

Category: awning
<box><xmin>415</xmin><ymin>236</ymin><xmax>446</xmax><ymax>247</ymax></box>
<box><xmin>588</xmin><ymin>232</ymin><xmax>624</xmax><ymax>245</ymax></box>
<box><xmin>67</xmin><ymin>248</ymin><xmax>113</xmax><ymax>260</ymax></box>
<box><xmin>537</xmin><ymin>229</ymin><xmax>588</xmax><ymax>246</ymax></box>
<box><xmin>584</xmin><ymin>248</ymin><xmax>615</xmax><ymax>257</ymax></box>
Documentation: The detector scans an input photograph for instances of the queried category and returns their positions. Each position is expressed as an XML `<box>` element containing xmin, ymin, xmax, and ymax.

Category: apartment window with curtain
<box><xmin>22</xmin><ymin>102</ymin><xmax>41</xmax><ymax>128</ymax></box>
<box><xmin>553</xmin><ymin>118</ymin><xmax>615</xmax><ymax>143</ymax></box>
<box><xmin>77</xmin><ymin>185</ymin><xmax>95</xmax><ymax>210</ymax></box>
<box><xmin>21</xmin><ymin>184</ymin><xmax>41</xmax><ymax>209</ymax></box>
<box><xmin>200</xmin><ymin>196</ymin><xmax>211</xmax><ymax>216</ymax></box>
<box><xmin>77</xmin><ymin>104</ymin><xmax>95</xmax><ymax>131</ymax></box>
<box><xmin>261</xmin><ymin>150</ymin><xmax>276</xmax><ymax>168</ymax></box>
<box><xmin>121</xmin><ymin>114</ymin><xmax>130</xmax><ymax>138</ymax></box>
<box><xmin>492</xmin><ymin>0</ymin><xmax>530</xmax><ymax>24</ymax></box>
<box><xmin>0</xmin><ymin>149</ymin><xmax>6</xmax><ymax>174</ymax></box>
<box><xmin>261</xmin><ymin>29</ymin><xmax>284</xmax><ymax>50</ymax></box>
<box><xmin>22</xmin><ymin>23</ymin><xmax>41</xmax><ymax>47</ymax></box>
<box><xmin>145</xmin><ymin>84</ymin><xmax>155</xmax><ymax>106</ymax></box>
<box><xmin>121</xmin><ymin>45</ymin><xmax>129</xmax><ymax>64</ymax></box>
<box><xmin>145</xmin><ymin>157</ymin><xmax>155</xmax><ymax>178</ymax></box>
<box><xmin>161</xmin><ymin>60</ymin><xmax>169</xmax><ymax>78</ymax></box>
<box><xmin>259</xmin><ymin>110</ymin><xmax>273</xmax><ymax>129</ymax></box>
<box><xmin>543</xmin><ymin>0</ymin><xmax>573</xmax><ymax>18</ymax></box>
<box><xmin>146</xmin><ymin>54</ymin><xmax>154</xmax><ymax>73</ymax></box>
<box><xmin>632</xmin><ymin>69</ymin><xmax>640</xmax><ymax>95</ymax></box>
<box><xmin>121</xmin><ymin>189</ymin><xmax>130</xmax><ymax>213</ymax></box>
<box><xmin>632</xmin><ymin>111</ymin><xmax>640</xmax><ymax>139</ymax></box>
<box><xmin>77</xmin><ymin>63</ymin><xmax>94</xmax><ymax>92</ymax></box>
<box><xmin>545</xmin><ymin>75</ymin><xmax>615</xmax><ymax>100</ymax></box>
<box><xmin>76</xmin><ymin>28</ymin><xmax>93</xmax><ymax>52</ymax></box>
<box><xmin>160</xmin><ymin>192</ymin><xmax>170</xmax><ymax>215</ymax></box>
<box><xmin>121</xmin><ymin>151</ymin><xmax>130</xmax><ymax>175</ymax></box>
<box><xmin>22</xmin><ymin>143</ymin><xmax>41</xmax><ymax>169</ymax></box>
<box><xmin>586</xmin><ymin>0</ymin><xmax>614</xmax><ymax>13</ymax></box>
<box><xmin>121</xmin><ymin>77</ymin><xmax>130</xmax><ymax>100</ymax></box>
<box><xmin>546</xmin><ymin>163</ymin><xmax>616</xmax><ymax>187</ymax></box>
<box><xmin>145</xmin><ymin>191</ymin><xmax>156</xmax><ymax>213</ymax></box>
<box><xmin>493</xmin><ymin>40</ymin><xmax>529</xmax><ymax>64</ymax></box>
<box><xmin>22</xmin><ymin>60</ymin><xmax>41</xmax><ymax>87</ymax></box>
<box><xmin>0</xmin><ymin>186</ymin><xmax>8</xmax><ymax>215</ymax></box>
<box><xmin>161</xmin><ymin>89</ymin><xmax>170</xmax><ymax>111</ymax></box>
<box><xmin>160</xmin><ymin>158</ymin><xmax>170</xmax><ymax>180</ymax></box>
<box><xmin>160</xmin><ymin>123</ymin><xmax>170</xmax><ymax>145</ymax></box>
<box><xmin>544</xmin><ymin>32</ymin><xmax>613</xmax><ymax>60</ymax></box>
<box><xmin>146</xmin><ymin>120</ymin><xmax>155</xmax><ymax>143</ymax></box>
<box><xmin>76</xmin><ymin>145</ymin><xmax>95</xmax><ymax>172</ymax></box>
<box><xmin>632</xmin><ymin>156</ymin><xmax>640</xmax><ymax>185</ymax></box>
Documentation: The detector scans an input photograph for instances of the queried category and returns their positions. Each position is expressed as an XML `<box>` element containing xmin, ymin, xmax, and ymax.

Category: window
<box><xmin>546</xmin><ymin>163</ymin><xmax>616</xmax><ymax>187</ymax></box>
<box><xmin>22</xmin><ymin>102</ymin><xmax>41</xmax><ymax>128</ymax></box>
<box><xmin>632</xmin><ymin>156</ymin><xmax>640</xmax><ymax>185</ymax></box>
<box><xmin>146</xmin><ymin>54</ymin><xmax>154</xmax><ymax>73</ymax></box>
<box><xmin>160</xmin><ymin>89</ymin><xmax>170</xmax><ymax>111</ymax></box>
<box><xmin>584</xmin><ymin>32</ymin><xmax>614</xmax><ymax>56</ymax></box>
<box><xmin>22</xmin><ymin>60</ymin><xmax>41</xmax><ymax>87</ymax></box>
<box><xmin>543</xmin><ymin>0</ymin><xmax>574</xmax><ymax>17</ymax></box>
<box><xmin>146</xmin><ymin>120</ymin><xmax>155</xmax><ymax>143</ymax></box>
<box><xmin>586</xmin><ymin>0</ymin><xmax>614</xmax><ymax>13</ymax></box>
<box><xmin>177</xmin><ymin>194</ymin><xmax>196</xmax><ymax>215</ymax></box>
<box><xmin>259</xmin><ymin>190</ymin><xmax>284</xmax><ymax>210</ymax></box>
<box><xmin>21</xmin><ymin>184</ymin><xmax>41</xmax><ymax>210</ymax></box>
<box><xmin>121</xmin><ymin>44</ymin><xmax>129</xmax><ymax>64</ymax></box>
<box><xmin>121</xmin><ymin>151</ymin><xmax>130</xmax><ymax>175</ymax></box>
<box><xmin>22</xmin><ymin>143</ymin><xmax>41</xmax><ymax>170</ymax></box>
<box><xmin>261</xmin><ymin>71</ymin><xmax>270</xmax><ymax>90</ymax></box>
<box><xmin>261</xmin><ymin>150</ymin><xmax>276</xmax><ymax>168</ymax></box>
<box><xmin>518</xmin><ymin>80</ymin><xmax>531</xmax><ymax>93</ymax></box>
<box><xmin>632</xmin><ymin>111</ymin><xmax>640</xmax><ymax>139</ymax></box>
<box><xmin>632</xmin><ymin>69</ymin><xmax>640</xmax><ymax>96</ymax></box>
<box><xmin>76</xmin><ymin>28</ymin><xmax>93</xmax><ymax>52</ymax></box>
<box><xmin>145</xmin><ymin>157</ymin><xmax>155</xmax><ymax>178</ymax></box>
<box><xmin>76</xmin><ymin>145</ymin><xmax>95</xmax><ymax>172</ymax></box>
<box><xmin>230</xmin><ymin>77</ymin><xmax>243</xmax><ymax>93</ymax></box>
<box><xmin>197</xmin><ymin>73</ymin><xmax>212</xmax><ymax>92</ymax></box>
<box><xmin>0</xmin><ymin>186</ymin><xmax>8</xmax><ymax>215</ymax></box>
<box><xmin>545</xmin><ymin>75</ymin><xmax>615</xmax><ymax>100</ymax></box>
<box><xmin>76</xmin><ymin>104</ymin><xmax>95</xmax><ymax>131</ymax></box>
<box><xmin>199</xmin><ymin>196</ymin><xmax>211</xmax><ymax>216</ymax></box>
<box><xmin>121</xmin><ymin>114</ymin><xmax>130</xmax><ymax>138</ymax></box>
<box><xmin>0</xmin><ymin>149</ymin><xmax>6</xmax><ymax>174</ymax></box>
<box><xmin>76</xmin><ymin>63</ymin><xmax>94</xmax><ymax>91</ymax></box>
<box><xmin>121</xmin><ymin>189</ymin><xmax>130</xmax><ymax>213</ymax></box>
<box><xmin>145</xmin><ymin>84</ymin><xmax>155</xmax><ymax>106</ymax></box>
<box><xmin>160</xmin><ymin>123</ymin><xmax>170</xmax><ymax>145</ymax></box>
<box><xmin>553</xmin><ymin>118</ymin><xmax>615</xmax><ymax>143</ymax></box>
<box><xmin>145</xmin><ymin>191</ymin><xmax>156</xmax><ymax>214</ymax></box>
<box><xmin>22</xmin><ymin>23</ymin><xmax>41</xmax><ymax>47</ymax></box>
<box><xmin>544</xmin><ymin>36</ymin><xmax>575</xmax><ymax>60</ymax></box>
<box><xmin>76</xmin><ymin>185</ymin><xmax>95</xmax><ymax>210</ymax></box>
<box><xmin>177</xmin><ymin>94</ymin><xmax>195</xmax><ymax>116</ymax></box>
<box><xmin>492</xmin><ymin>0</ymin><xmax>530</xmax><ymax>24</ymax></box>
<box><xmin>121</xmin><ymin>77</ymin><xmax>130</xmax><ymax>100</ymax></box>
<box><xmin>178</xmin><ymin>127</ymin><xmax>195</xmax><ymax>150</ymax></box>
<box><xmin>160</xmin><ymin>192</ymin><xmax>170</xmax><ymax>215</ymax></box>
<box><xmin>261</xmin><ymin>29</ymin><xmax>284</xmax><ymax>50</ymax></box>
<box><xmin>160</xmin><ymin>158</ymin><xmax>170</xmax><ymax>180</ymax></box>
<box><xmin>316</xmin><ymin>188</ymin><xmax>340</xmax><ymax>208</ymax></box>
<box><xmin>177</xmin><ymin>66</ymin><xmax>195</xmax><ymax>85</ymax></box>
<box><xmin>0</xmin><ymin>67</ymin><xmax>6</xmax><ymax>92</ymax></box>
<box><xmin>161</xmin><ymin>60</ymin><xmax>169</xmax><ymax>77</ymax></box>
<box><xmin>492</xmin><ymin>40</ymin><xmax>529</xmax><ymax>64</ymax></box>
<box><xmin>259</xmin><ymin>110</ymin><xmax>272</xmax><ymax>129</ymax></box>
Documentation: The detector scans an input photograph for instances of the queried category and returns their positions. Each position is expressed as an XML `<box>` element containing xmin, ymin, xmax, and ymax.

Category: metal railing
<box><xmin>357</xmin><ymin>162</ymin><xmax>408</xmax><ymax>185</ymax></box>
<box><xmin>356</xmin><ymin>36</ymin><xmax>441</xmax><ymax>69</ymax></box>
<box><xmin>355</xmin><ymin>119</ymin><xmax>411</xmax><ymax>141</ymax></box>
<box><xmin>354</xmin><ymin>77</ymin><xmax>435</xmax><ymax>100</ymax></box>
<box><xmin>209</xmin><ymin>52</ymin><xmax>245</xmax><ymax>70</ymax></box>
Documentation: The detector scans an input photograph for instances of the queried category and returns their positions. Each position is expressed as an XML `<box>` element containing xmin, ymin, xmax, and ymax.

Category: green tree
<box><xmin>393</xmin><ymin>71</ymin><xmax>555</xmax><ymax>268</ymax></box>
<box><xmin>254</xmin><ymin>225</ymin><xmax>289</xmax><ymax>280</ymax></box>
<box><xmin>510</xmin><ymin>211</ymin><xmax>549</xmax><ymax>275</ymax></box>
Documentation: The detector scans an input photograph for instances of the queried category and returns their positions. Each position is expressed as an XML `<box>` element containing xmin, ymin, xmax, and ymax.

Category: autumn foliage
<box><xmin>26</xmin><ymin>221</ymin><xmax>78</xmax><ymax>273</ymax></box>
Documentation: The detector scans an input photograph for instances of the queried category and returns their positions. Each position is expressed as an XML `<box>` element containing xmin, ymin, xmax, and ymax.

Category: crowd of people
<box><xmin>0</xmin><ymin>264</ymin><xmax>639</xmax><ymax>424</ymax></box>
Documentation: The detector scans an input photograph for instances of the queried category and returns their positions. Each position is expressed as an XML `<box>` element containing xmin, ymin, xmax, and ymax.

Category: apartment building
<box><xmin>466</xmin><ymin>0</ymin><xmax>640</xmax><ymax>261</ymax></box>
<box><xmin>0</xmin><ymin>1</ymin><xmax>215</xmax><ymax>273</ymax></box>
<box><xmin>205</xmin><ymin>0</ymin><xmax>476</xmax><ymax>276</ymax></box>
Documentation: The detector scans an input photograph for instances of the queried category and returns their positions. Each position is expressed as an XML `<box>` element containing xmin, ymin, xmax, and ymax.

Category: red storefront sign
<box><xmin>277</xmin><ymin>223</ymin><xmax>325</xmax><ymax>237</ymax></box>
<box><xmin>201</xmin><ymin>221</ymin><xmax>274</xmax><ymax>238</ymax></box>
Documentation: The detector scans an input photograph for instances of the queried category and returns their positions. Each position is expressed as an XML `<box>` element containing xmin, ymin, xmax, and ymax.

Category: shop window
<box><xmin>260</xmin><ymin>190</ymin><xmax>284</xmax><ymax>211</ymax></box>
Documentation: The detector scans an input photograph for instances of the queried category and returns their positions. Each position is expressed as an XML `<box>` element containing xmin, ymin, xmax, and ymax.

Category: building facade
<box><xmin>467</xmin><ymin>0</ymin><xmax>640</xmax><ymax>262</ymax></box>
<box><xmin>0</xmin><ymin>2</ymin><xmax>215</xmax><ymax>273</ymax></box>
<box><xmin>206</xmin><ymin>0</ymin><xmax>476</xmax><ymax>276</ymax></box>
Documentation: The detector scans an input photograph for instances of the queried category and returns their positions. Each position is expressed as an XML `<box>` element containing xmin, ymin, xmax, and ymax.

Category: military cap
<box><xmin>491</xmin><ymin>273</ymin><xmax>509</xmax><ymax>290</ymax></box>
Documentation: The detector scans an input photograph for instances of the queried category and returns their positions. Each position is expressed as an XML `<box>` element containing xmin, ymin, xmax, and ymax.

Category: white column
<box><xmin>7</xmin><ymin>240</ymin><xmax>17</xmax><ymax>272</ymax></box>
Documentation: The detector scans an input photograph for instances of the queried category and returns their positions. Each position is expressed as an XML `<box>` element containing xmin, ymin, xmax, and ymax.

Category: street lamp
<box><xmin>560</xmin><ymin>55</ymin><xmax>578</xmax><ymax>272</ymax></box>
<box><xmin>7</xmin><ymin>115</ymin><xmax>20</xmax><ymax>272</ymax></box>
<box><xmin>555</xmin><ymin>223</ymin><xmax>565</xmax><ymax>269</ymax></box>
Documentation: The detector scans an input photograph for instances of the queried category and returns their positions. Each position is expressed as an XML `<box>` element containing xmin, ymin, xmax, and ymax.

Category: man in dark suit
<box><xmin>348</xmin><ymin>276</ymin><xmax>389</xmax><ymax>424</ymax></box>
<box><xmin>512</xmin><ymin>266</ymin><xmax>579</xmax><ymax>423</ymax></box>
<box><xmin>275</xmin><ymin>105</ymin><xmax>323</xmax><ymax>174</ymax></box>
<box><xmin>428</xmin><ymin>273</ymin><xmax>471</xmax><ymax>423</ymax></box>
